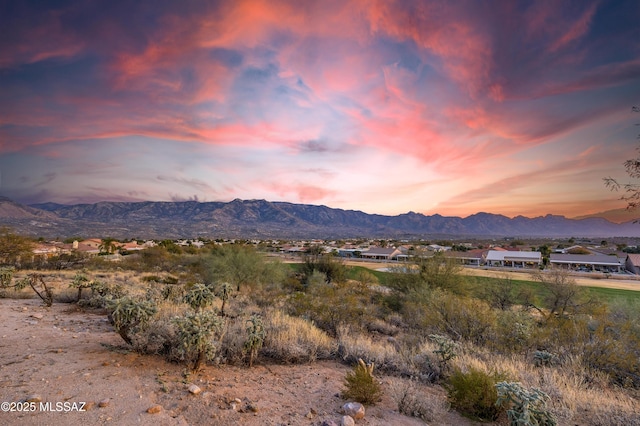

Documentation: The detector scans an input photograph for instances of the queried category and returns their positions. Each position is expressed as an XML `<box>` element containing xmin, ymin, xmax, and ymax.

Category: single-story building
<box><xmin>484</xmin><ymin>250</ymin><xmax>542</xmax><ymax>268</ymax></box>
<box><xmin>444</xmin><ymin>249</ymin><xmax>484</xmax><ymax>266</ymax></box>
<box><xmin>625</xmin><ymin>254</ymin><xmax>640</xmax><ymax>274</ymax></box>
<box><xmin>360</xmin><ymin>247</ymin><xmax>404</xmax><ymax>261</ymax></box>
<box><xmin>550</xmin><ymin>253</ymin><xmax>624</xmax><ymax>273</ymax></box>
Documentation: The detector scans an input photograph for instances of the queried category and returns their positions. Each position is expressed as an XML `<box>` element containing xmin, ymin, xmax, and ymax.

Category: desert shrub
<box><xmin>300</xmin><ymin>249</ymin><xmax>347</xmax><ymax>285</ymax></box>
<box><xmin>446</xmin><ymin>367</ymin><xmax>508</xmax><ymax>421</ymax></box>
<box><xmin>262</xmin><ymin>310</ymin><xmax>335</xmax><ymax>363</ymax></box>
<box><xmin>131</xmin><ymin>300</ymin><xmax>190</xmax><ymax>357</ymax></box>
<box><xmin>108</xmin><ymin>297</ymin><xmax>157</xmax><ymax>345</ymax></box>
<box><xmin>183</xmin><ymin>283</ymin><xmax>215</xmax><ymax>311</ymax></box>
<box><xmin>336</xmin><ymin>326</ymin><xmax>405</xmax><ymax>373</ymax></box>
<box><xmin>533</xmin><ymin>350</ymin><xmax>558</xmax><ymax>368</ymax></box>
<box><xmin>218</xmin><ymin>317</ymin><xmax>247</xmax><ymax>365</ymax></box>
<box><xmin>390</xmin><ymin>379</ymin><xmax>447</xmax><ymax>422</ymax></box>
<box><xmin>496</xmin><ymin>381</ymin><xmax>556</xmax><ymax>426</ymax></box>
<box><xmin>142</xmin><ymin>275</ymin><xmax>163</xmax><ymax>283</ymax></box>
<box><xmin>306</xmin><ymin>270</ymin><xmax>327</xmax><ymax>287</ymax></box>
<box><xmin>491</xmin><ymin>310</ymin><xmax>534</xmax><ymax>354</ymax></box>
<box><xmin>366</xmin><ymin>318</ymin><xmax>399</xmax><ymax>336</ymax></box>
<box><xmin>287</xmin><ymin>281</ymin><xmax>371</xmax><ymax>335</ymax></box>
<box><xmin>244</xmin><ymin>314</ymin><xmax>265</xmax><ymax>367</ymax></box>
<box><xmin>173</xmin><ymin>310</ymin><xmax>224</xmax><ymax>372</ymax></box>
<box><xmin>341</xmin><ymin>358</ymin><xmax>383</xmax><ymax>405</ymax></box>
<box><xmin>142</xmin><ymin>275</ymin><xmax>179</xmax><ymax>284</ymax></box>
<box><xmin>424</xmin><ymin>290</ymin><xmax>497</xmax><ymax>345</ymax></box>
<box><xmin>581</xmin><ymin>319</ymin><xmax>640</xmax><ymax>387</ymax></box>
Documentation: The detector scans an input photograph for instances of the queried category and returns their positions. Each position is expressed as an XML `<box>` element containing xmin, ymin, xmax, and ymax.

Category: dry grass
<box><xmin>387</xmin><ymin>377</ymin><xmax>450</xmax><ymax>422</ymax></box>
<box><xmin>453</xmin><ymin>347</ymin><xmax>640</xmax><ymax>425</ymax></box>
<box><xmin>262</xmin><ymin>310</ymin><xmax>336</xmax><ymax>363</ymax></box>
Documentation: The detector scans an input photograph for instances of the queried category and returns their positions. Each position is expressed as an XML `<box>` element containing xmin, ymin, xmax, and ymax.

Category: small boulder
<box><xmin>188</xmin><ymin>384</ymin><xmax>202</xmax><ymax>395</ymax></box>
<box><xmin>342</xmin><ymin>402</ymin><xmax>365</xmax><ymax>420</ymax></box>
<box><xmin>25</xmin><ymin>394</ymin><xmax>42</xmax><ymax>403</ymax></box>
<box><xmin>146</xmin><ymin>405</ymin><xmax>162</xmax><ymax>414</ymax></box>
<box><xmin>98</xmin><ymin>398</ymin><xmax>110</xmax><ymax>408</ymax></box>
<box><xmin>341</xmin><ymin>415</ymin><xmax>355</xmax><ymax>426</ymax></box>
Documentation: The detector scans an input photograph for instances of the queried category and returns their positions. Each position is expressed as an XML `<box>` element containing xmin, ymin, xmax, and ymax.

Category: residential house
<box><xmin>626</xmin><ymin>254</ymin><xmax>640</xmax><ymax>275</ymax></box>
<box><xmin>360</xmin><ymin>247</ymin><xmax>404</xmax><ymax>261</ymax></box>
<box><xmin>484</xmin><ymin>250</ymin><xmax>542</xmax><ymax>268</ymax></box>
<box><xmin>550</xmin><ymin>253</ymin><xmax>624</xmax><ymax>273</ymax></box>
<box><xmin>444</xmin><ymin>249</ymin><xmax>484</xmax><ymax>266</ymax></box>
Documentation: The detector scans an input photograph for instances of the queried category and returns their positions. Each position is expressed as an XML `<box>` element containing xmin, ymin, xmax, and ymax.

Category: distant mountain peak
<box><xmin>0</xmin><ymin>198</ymin><xmax>636</xmax><ymax>239</ymax></box>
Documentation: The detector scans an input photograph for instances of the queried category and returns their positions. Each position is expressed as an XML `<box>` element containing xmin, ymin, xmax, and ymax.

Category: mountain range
<box><xmin>1</xmin><ymin>197</ymin><xmax>640</xmax><ymax>239</ymax></box>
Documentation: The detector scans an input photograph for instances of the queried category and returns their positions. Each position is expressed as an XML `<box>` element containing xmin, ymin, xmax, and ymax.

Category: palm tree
<box><xmin>99</xmin><ymin>238</ymin><xmax>118</xmax><ymax>255</ymax></box>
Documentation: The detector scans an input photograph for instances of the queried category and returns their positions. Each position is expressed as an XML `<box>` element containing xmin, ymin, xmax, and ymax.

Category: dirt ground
<box><xmin>0</xmin><ymin>298</ymin><xmax>476</xmax><ymax>426</ymax></box>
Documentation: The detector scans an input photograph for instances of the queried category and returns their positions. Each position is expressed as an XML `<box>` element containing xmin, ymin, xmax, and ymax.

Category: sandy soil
<box><xmin>0</xmin><ymin>298</ymin><xmax>476</xmax><ymax>426</ymax></box>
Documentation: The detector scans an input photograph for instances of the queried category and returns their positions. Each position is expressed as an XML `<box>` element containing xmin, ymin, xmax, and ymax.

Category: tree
<box><xmin>99</xmin><ymin>237</ymin><xmax>119</xmax><ymax>255</ymax></box>
<box><xmin>483</xmin><ymin>274</ymin><xmax>520</xmax><ymax>311</ymax></box>
<box><xmin>604</xmin><ymin>106</ymin><xmax>640</xmax><ymax>211</ymax></box>
<box><xmin>0</xmin><ymin>228</ymin><xmax>34</xmax><ymax>266</ymax></box>
<box><xmin>417</xmin><ymin>252</ymin><xmax>465</xmax><ymax>294</ymax></box>
<box><xmin>529</xmin><ymin>269</ymin><xmax>592</xmax><ymax>320</ymax></box>
<box><xmin>205</xmin><ymin>245</ymin><xmax>264</xmax><ymax>292</ymax></box>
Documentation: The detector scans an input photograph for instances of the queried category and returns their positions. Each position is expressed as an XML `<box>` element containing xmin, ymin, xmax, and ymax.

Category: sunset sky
<box><xmin>1</xmin><ymin>0</ymin><xmax>639</xmax><ymax>218</ymax></box>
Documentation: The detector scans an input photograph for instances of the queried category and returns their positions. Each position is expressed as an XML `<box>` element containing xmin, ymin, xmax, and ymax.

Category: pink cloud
<box><xmin>263</xmin><ymin>181</ymin><xmax>335</xmax><ymax>203</ymax></box>
<box><xmin>365</xmin><ymin>1</ymin><xmax>493</xmax><ymax>98</ymax></box>
<box><xmin>548</xmin><ymin>2</ymin><xmax>598</xmax><ymax>53</ymax></box>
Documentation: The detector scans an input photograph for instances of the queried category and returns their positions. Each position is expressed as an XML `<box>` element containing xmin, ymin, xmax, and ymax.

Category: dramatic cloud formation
<box><xmin>1</xmin><ymin>0</ymin><xmax>639</xmax><ymax>218</ymax></box>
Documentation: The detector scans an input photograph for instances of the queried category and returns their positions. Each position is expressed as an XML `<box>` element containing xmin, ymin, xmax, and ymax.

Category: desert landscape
<box><xmin>2</xmin><ymin>259</ymin><xmax>640</xmax><ymax>426</ymax></box>
<box><xmin>1</xmin><ymin>295</ymin><xmax>469</xmax><ymax>426</ymax></box>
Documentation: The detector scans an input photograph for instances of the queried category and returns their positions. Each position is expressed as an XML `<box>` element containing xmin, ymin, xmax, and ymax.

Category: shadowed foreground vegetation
<box><xmin>2</xmin><ymin>242</ymin><xmax>640</xmax><ymax>425</ymax></box>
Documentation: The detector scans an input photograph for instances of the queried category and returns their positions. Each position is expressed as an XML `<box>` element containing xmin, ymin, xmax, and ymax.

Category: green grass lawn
<box><xmin>286</xmin><ymin>261</ymin><xmax>640</xmax><ymax>307</ymax></box>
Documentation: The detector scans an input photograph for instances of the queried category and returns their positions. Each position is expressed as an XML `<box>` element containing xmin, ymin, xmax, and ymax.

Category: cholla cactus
<box><xmin>108</xmin><ymin>297</ymin><xmax>157</xmax><ymax>345</ymax></box>
<box><xmin>430</xmin><ymin>334</ymin><xmax>459</xmax><ymax>369</ymax></box>
<box><xmin>217</xmin><ymin>282</ymin><xmax>233</xmax><ymax>316</ymax></box>
<box><xmin>0</xmin><ymin>267</ymin><xmax>14</xmax><ymax>288</ymax></box>
<box><xmin>69</xmin><ymin>271</ymin><xmax>90</xmax><ymax>302</ymax></box>
<box><xmin>1</xmin><ymin>270</ymin><xmax>53</xmax><ymax>306</ymax></box>
<box><xmin>495</xmin><ymin>381</ymin><xmax>556</xmax><ymax>426</ymax></box>
<box><xmin>244</xmin><ymin>315</ymin><xmax>265</xmax><ymax>367</ymax></box>
<box><xmin>173</xmin><ymin>311</ymin><xmax>223</xmax><ymax>372</ymax></box>
<box><xmin>183</xmin><ymin>283</ymin><xmax>215</xmax><ymax>311</ymax></box>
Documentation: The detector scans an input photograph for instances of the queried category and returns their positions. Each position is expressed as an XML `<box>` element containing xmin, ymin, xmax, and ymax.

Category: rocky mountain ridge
<box><xmin>0</xmin><ymin>197</ymin><xmax>639</xmax><ymax>239</ymax></box>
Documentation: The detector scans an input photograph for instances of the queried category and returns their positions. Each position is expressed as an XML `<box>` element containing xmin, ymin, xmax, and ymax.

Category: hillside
<box><xmin>0</xmin><ymin>198</ymin><xmax>639</xmax><ymax>238</ymax></box>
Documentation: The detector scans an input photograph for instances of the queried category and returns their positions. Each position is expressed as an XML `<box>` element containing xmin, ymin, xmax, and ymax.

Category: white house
<box><xmin>484</xmin><ymin>250</ymin><xmax>542</xmax><ymax>268</ymax></box>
